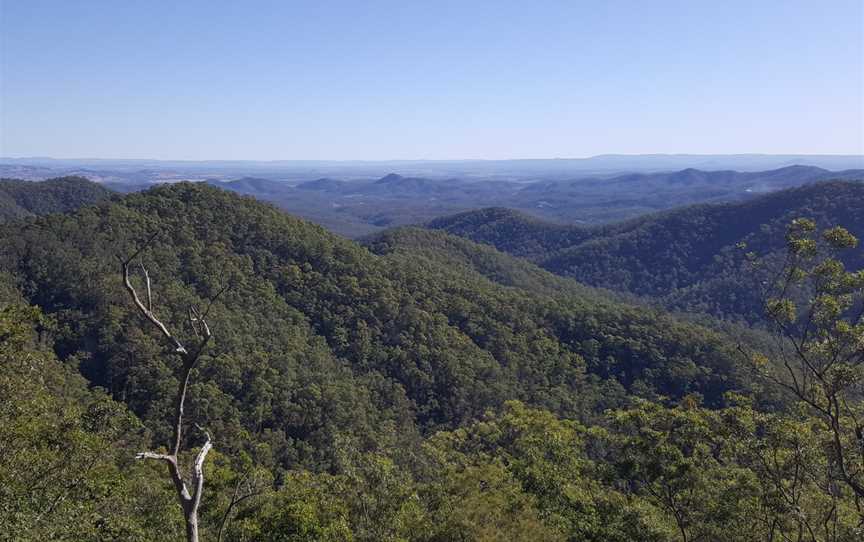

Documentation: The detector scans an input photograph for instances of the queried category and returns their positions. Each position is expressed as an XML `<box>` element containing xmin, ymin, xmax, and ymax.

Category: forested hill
<box><xmin>4</xmin><ymin>181</ymin><xmax>863</xmax><ymax>540</ymax></box>
<box><xmin>428</xmin><ymin>180</ymin><xmax>864</xmax><ymax>321</ymax></box>
<box><xmin>0</xmin><ymin>182</ymin><xmax>755</xmax><ymax>444</ymax></box>
<box><xmin>363</xmin><ymin>226</ymin><xmax>604</xmax><ymax>298</ymax></box>
<box><xmin>425</xmin><ymin>206</ymin><xmax>592</xmax><ymax>261</ymax></box>
<box><xmin>0</xmin><ymin>176</ymin><xmax>113</xmax><ymax>221</ymax></box>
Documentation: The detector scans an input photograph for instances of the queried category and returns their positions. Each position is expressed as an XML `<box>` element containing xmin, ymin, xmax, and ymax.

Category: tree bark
<box><xmin>119</xmin><ymin>244</ymin><xmax>224</xmax><ymax>542</ymax></box>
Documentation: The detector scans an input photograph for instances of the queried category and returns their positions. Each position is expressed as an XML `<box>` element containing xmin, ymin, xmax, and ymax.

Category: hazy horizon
<box><xmin>4</xmin><ymin>153</ymin><xmax>863</xmax><ymax>187</ymax></box>
<box><xmin>3</xmin><ymin>153</ymin><xmax>863</xmax><ymax>164</ymax></box>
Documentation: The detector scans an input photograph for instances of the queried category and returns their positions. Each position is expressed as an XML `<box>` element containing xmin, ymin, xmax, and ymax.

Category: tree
<box><xmin>0</xmin><ymin>302</ymin><xmax>182</xmax><ymax>540</ymax></box>
<box><xmin>747</xmin><ymin>218</ymin><xmax>864</xmax><ymax>521</ymax></box>
<box><xmin>119</xmin><ymin>236</ymin><xmax>228</xmax><ymax>542</ymax></box>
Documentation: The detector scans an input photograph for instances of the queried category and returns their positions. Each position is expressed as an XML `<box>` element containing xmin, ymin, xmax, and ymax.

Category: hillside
<box><xmin>0</xmin><ymin>176</ymin><xmax>112</xmax><ymax>221</ymax></box>
<box><xmin>428</xmin><ymin>180</ymin><xmax>864</xmax><ymax>321</ymax></box>
<box><xmin>0</xmin><ymin>279</ymin><xmax>180</xmax><ymax>538</ymax></box>
<box><xmin>2</xmin><ymin>182</ymin><xmax>861</xmax><ymax>540</ymax></box>
<box><xmin>0</xmin><ymin>183</ymin><xmax>756</xmax><ymax>445</ymax></box>
<box><xmin>425</xmin><ymin>207</ymin><xmax>592</xmax><ymax>261</ymax></box>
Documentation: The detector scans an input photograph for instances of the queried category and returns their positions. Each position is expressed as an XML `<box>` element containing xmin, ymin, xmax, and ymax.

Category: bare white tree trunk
<box><xmin>119</xmin><ymin>238</ymin><xmax>226</xmax><ymax>542</ymax></box>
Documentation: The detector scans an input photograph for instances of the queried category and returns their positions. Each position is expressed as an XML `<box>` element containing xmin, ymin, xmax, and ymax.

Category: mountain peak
<box><xmin>376</xmin><ymin>173</ymin><xmax>404</xmax><ymax>184</ymax></box>
<box><xmin>773</xmin><ymin>164</ymin><xmax>825</xmax><ymax>173</ymax></box>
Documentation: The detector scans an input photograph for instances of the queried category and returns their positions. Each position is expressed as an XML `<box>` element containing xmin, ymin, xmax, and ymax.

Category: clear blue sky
<box><xmin>1</xmin><ymin>0</ymin><xmax>862</xmax><ymax>160</ymax></box>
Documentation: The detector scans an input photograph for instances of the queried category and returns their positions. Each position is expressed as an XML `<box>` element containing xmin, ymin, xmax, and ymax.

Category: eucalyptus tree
<box><xmin>747</xmin><ymin>219</ymin><xmax>864</xmax><ymax>523</ymax></box>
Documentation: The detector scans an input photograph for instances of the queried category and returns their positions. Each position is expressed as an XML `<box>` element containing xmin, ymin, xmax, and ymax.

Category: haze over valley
<box><xmin>3</xmin><ymin>156</ymin><xmax>862</xmax><ymax>236</ymax></box>
<box><xmin>2</xmin><ymin>1</ymin><xmax>864</xmax><ymax>541</ymax></box>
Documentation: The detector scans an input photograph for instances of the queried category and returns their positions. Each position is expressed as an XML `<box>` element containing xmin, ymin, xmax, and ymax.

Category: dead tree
<box><xmin>119</xmin><ymin>238</ymin><xmax>226</xmax><ymax>542</ymax></box>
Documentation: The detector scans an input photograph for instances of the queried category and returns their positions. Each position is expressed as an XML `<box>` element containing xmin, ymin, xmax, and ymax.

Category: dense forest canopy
<box><xmin>0</xmin><ymin>176</ymin><xmax>113</xmax><ymax>222</ymax></box>
<box><xmin>0</xmin><ymin>183</ymin><xmax>756</xmax><ymax>441</ymax></box>
<box><xmin>1</xmin><ymin>180</ymin><xmax>862</xmax><ymax>541</ymax></box>
<box><xmin>429</xmin><ymin>180</ymin><xmax>864</xmax><ymax>322</ymax></box>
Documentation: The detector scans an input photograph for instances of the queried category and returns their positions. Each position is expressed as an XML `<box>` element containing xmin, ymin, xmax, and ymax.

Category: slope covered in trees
<box><xmin>429</xmin><ymin>180</ymin><xmax>864</xmax><ymax>321</ymax></box>
<box><xmin>2</xmin><ymin>182</ymin><xmax>862</xmax><ymax>540</ymax></box>
<box><xmin>0</xmin><ymin>280</ymin><xmax>181</xmax><ymax>539</ymax></box>
<box><xmin>0</xmin><ymin>176</ymin><xmax>113</xmax><ymax>221</ymax></box>
<box><xmin>0</xmin><ymin>183</ymin><xmax>755</xmax><ymax>449</ymax></box>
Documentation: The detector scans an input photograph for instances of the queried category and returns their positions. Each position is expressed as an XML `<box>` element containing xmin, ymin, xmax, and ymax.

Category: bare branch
<box><xmin>122</xmin><ymin>259</ymin><xmax>187</xmax><ymax>355</ymax></box>
<box><xmin>189</xmin><ymin>306</ymin><xmax>201</xmax><ymax>340</ymax></box>
<box><xmin>118</xmin><ymin>234</ymin><xmax>223</xmax><ymax>542</ymax></box>
<box><xmin>120</xmin><ymin>231</ymin><xmax>160</xmax><ymax>267</ymax></box>
<box><xmin>137</xmin><ymin>450</ymin><xmax>193</xmax><ymax>505</ymax></box>
<box><xmin>199</xmin><ymin>312</ymin><xmax>211</xmax><ymax>339</ymax></box>
<box><xmin>202</xmin><ymin>284</ymin><xmax>230</xmax><ymax>321</ymax></box>
<box><xmin>192</xmin><ymin>428</ymin><xmax>213</xmax><ymax>512</ymax></box>
<box><xmin>216</xmin><ymin>468</ymin><xmax>267</xmax><ymax>542</ymax></box>
<box><xmin>136</xmin><ymin>451</ymin><xmax>174</xmax><ymax>463</ymax></box>
<box><xmin>140</xmin><ymin>262</ymin><xmax>153</xmax><ymax>312</ymax></box>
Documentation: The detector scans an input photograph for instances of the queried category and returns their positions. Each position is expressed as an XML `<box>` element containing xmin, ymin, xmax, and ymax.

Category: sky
<box><xmin>1</xmin><ymin>0</ymin><xmax>862</xmax><ymax>160</ymax></box>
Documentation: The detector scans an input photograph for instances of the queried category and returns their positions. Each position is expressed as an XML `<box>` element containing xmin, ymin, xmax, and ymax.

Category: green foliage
<box><xmin>0</xmin><ymin>176</ymin><xmax>112</xmax><ymax>222</ymax></box>
<box><xmin>421</xmin><ymin>462</ymin><xmax>562</xmax><ymax>542</ymax></box>
<box><xmin>750</xmin><ymin>220</ymin><xmax>864</xmax><ymax>511</ymax></box>
<box><xmin>426</xmin><ymin>401</ymin><xmax>665</xmax><ymax>541</ymax></box>
<box><xmin>0</xmin><ymin>182</ymin><xmax>756</xmax><ymax>468</ymax></box>
<box><xmin>430</xmin><ymin>181</ymin><xmax>864</xmax><ymax>323</ymax></box>
<box><xmin>3</xmin><ymin>183</ymin><xmax>862</xmax><ymax>540</ymax></box>
<box><xmin>599</xmin><ymin>399</ymin><xmax>862</xmax><ymax>541</ymax></box>
<box><xmin>0</xmin><ymin>302</ymin><xmax>181</xmax><ymax>541</ymax></box>
<box><xmin>237</xmin><ymin>471</ymin><xmax>352</xmax><ymax>542</ymax></box>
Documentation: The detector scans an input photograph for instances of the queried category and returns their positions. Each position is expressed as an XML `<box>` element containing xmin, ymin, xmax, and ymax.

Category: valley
<box><xmin>5</xmin><ymin>2</ymin><xmax>863</xmax><ymax>539</ymax></box>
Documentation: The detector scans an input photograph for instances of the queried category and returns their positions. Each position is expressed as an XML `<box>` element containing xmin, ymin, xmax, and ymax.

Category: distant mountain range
<box><xmin>203</xmin><ymin>165</ymin><xmax>862</xmax><ymax>236</ymax></box>
<box><xmin>3</xmin><ymin>154</ymin><xmax>863</xmax><ymax>181</ymax></box>
<box><xmin>4</xmin><ymin>165</ymin><xmax>862</xmax><ymax>237</ymax></box>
